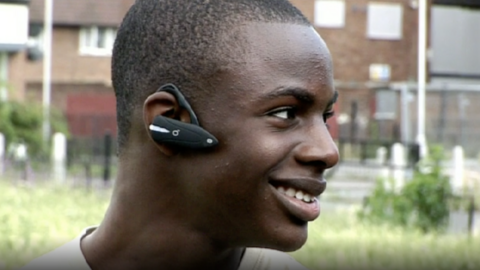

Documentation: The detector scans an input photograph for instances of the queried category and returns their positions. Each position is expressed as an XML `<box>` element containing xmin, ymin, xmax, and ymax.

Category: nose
<box><xmin>294</xmin><ymin>120</ymin><xmax>339</xmax><ymax>170</ymax></box>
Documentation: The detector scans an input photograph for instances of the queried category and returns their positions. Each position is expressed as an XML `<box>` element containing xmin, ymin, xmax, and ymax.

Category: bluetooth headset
<box><xmin>148</xmin><ymin>83</ymin><xmax>219</xmax><ymax>149</ymax></box>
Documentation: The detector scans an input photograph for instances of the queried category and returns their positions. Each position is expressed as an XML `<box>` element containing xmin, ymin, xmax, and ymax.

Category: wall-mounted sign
<box><xmin>0</xmin><ymin>2</ymin><xmax>29</xmax><ymax>51</ymax></box>
<box><xmin>369</xmin><ymin>64</ymin><xmax>391</xmax><ymax>82</ymax></box>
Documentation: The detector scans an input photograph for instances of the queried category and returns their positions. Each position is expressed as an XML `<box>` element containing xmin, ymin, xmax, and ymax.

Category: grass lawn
<box><xmin>0</xmin><ymin>179</ymin><xmax>109</xmax><ymax>270</ymax></box>
<box><xmin>1</xmin><ymin>179</ymin><xmax>479</xmax><ymax>270</ymax></box>
<box><xmin>294</xmin><ymin>209</ymin><xmax>480</xmax><ymax>270</ymax></box>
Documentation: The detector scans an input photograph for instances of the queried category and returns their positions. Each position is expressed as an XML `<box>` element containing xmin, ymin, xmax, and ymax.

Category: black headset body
<box><xmin>149</xmin><ymin>84</ymin><xmax>219</xmax><ymax>149</ymax></box>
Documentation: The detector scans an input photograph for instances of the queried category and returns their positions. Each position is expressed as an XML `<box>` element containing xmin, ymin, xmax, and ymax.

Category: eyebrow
<box><xmin>259</xmin><ymin>87</ymin><xmax>339</xmax><ymax>106</ymax></box>
<box><xmin>259</xmin><ymin>87</ymin><xmax>315</xmax><ymax>104</ymax></box>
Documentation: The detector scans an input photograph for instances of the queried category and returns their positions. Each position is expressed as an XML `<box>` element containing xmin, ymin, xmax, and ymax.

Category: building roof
<box><xmin>434</xmin><ymin>0</ymin><xmax>480</xmax><ymax>8</ymax></box>
<box><xmin>29</xmin><ymin>0</ymin><xmax>135</xmax><ymax>26</ymax></box>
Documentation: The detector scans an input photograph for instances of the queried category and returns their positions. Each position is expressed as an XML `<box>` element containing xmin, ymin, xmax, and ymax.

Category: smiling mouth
<box><xmin>275</xmin><ymin>186</ymin><xmax>316</xmax><ymax>203</ymax></box>
<box><xmin>268</xmin><ymin>179</ymin><xmax>324</xmax><ymax>222</ymax></box>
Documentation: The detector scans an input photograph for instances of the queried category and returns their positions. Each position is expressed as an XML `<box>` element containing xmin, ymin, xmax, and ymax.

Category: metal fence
<box><xmin>336</xmin><ymin>86</ymin><xmax>480</xmax><ymax>158</ymax></box>
<box><xmin>0</xmin><ymin>133</ymin><xmax>117</xmax><ymax>185</ymax></box>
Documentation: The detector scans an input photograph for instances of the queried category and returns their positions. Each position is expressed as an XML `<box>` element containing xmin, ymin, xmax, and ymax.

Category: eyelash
<box><xmin>323</xmin><ymin>110</ymin><xmax>335</xmax><ymax>122</ymax></box>
<box><xmin>323</xmin><ymin>111</ymin><xmax>335</xmax><ymax>129</ymax></box>
<box><xmin>267</xmin><ymin>107</ymin><xmax>335</xmax><ymax>123</ymax></box>
<box><xmin>268</xmin><ymin>107</ymin><xmax>297</xmax><ymax>120</ymax></box>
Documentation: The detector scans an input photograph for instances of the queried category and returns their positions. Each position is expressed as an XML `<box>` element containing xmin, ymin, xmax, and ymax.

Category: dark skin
<box><xmin>81</xmin><ymin>22</ymin><xmax>339</xmax><ymax>270</ymax></box>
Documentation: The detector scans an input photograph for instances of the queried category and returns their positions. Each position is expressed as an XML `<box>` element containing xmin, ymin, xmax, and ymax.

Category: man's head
<box><xmin>112</xmin><ymin>0</ymin><xmax>310</xmax><ymax>152</ymax></box>
<box><xmin>111</xmin><ymin>0</ymin><xmax>339</xmax><ymax>253</ymax></box>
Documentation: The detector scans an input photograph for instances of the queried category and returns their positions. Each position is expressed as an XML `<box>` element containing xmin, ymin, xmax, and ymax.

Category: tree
<box><xmin>0</xmin><ymin>99</ymin><xmax>69</xmax><ymax>159</ymax></box>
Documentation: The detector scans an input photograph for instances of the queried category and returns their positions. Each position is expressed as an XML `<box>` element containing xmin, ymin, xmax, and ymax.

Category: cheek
<box><xmin>188</xmin><ymin>117</ymin><xmax>294</xmax><ymax>200</ymax></box>
<box><xmin>225</xmin><ymin>124</ymin><xmax>286</xmax><ymax>162</ymax></box>
<box><xmin>209</xmin><ymin>128</ymin><xmax>293</xmax><ymax>192</ymax></box>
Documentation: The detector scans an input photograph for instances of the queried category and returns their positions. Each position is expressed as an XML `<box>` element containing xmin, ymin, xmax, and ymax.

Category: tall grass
<box><xmin>0</xmin><ymin>179</ymin><xmax>109</xmax><ymax>269</ymax></box>
<box><xmin>1</xmin><ymin>179</ymin><xmax>479</xmax><ymax>270</ymax></box>
<box><xmin>293</xmin><ymin>209</ymin><xmax>480</xmax><ymax>270</ymax></box>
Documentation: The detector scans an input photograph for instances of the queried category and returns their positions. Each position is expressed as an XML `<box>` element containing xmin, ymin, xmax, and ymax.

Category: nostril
<box><xmin>297</xmin><ymin>159</ymin><xmax>327</xmax><ymax>170</ymax></box>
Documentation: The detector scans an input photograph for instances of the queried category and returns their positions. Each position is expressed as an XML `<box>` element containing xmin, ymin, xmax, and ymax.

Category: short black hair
<box><xmin>112</xmin><ymin>0</ymin><xmax>310</xmax><ymax>153</ymax></box>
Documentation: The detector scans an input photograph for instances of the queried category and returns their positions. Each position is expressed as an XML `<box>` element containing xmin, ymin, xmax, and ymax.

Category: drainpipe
<box><xmin>416</xmin><ymin>0</ymin><xmax>428</xmax><ymax>158</ymax></box>
<box><xmin>42</xmin><ymin>0</ymin><xmax>53</xmax><ymax>142</ymax></box>
<box><xmin>0</xmin><ymin>52</ymin><xmax>7</xmax><ymax>101</ymax></box>
<box><xmin>401</xmin><ymin>84</ymin><xmax>410</xmax><ymax>144</ymax></box>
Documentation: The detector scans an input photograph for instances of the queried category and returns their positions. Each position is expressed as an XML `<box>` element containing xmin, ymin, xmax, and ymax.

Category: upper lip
<box><xmin>268</xmin><ymin>177</ymin><xmax>327</xmax><ymax>197</ymax></box>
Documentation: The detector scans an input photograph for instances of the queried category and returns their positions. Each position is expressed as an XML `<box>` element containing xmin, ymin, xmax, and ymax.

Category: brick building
<box><xmin>6</xmin><ymin>0</ymin><xmax>134</xmax><ymax>138</ymax></box>
<box><xmin>3</xmin><ymin>0</ymin><xmax>479</xmax><ymax>154</ymax></box>
<box><xmin>292</xmin><ymin>0</ymin><xmax>480</xmax><ymax>156</ymax></box>
<box><xmin>292</xmin><ymin>0</ymin><xmax>421</xmax><ymax>143</ymax></box>
<box><xmin>0</xmin><ymin>0</ymin><xmax>30</xmax><ymax>100</ymax></box>
<box><xmin>7</xmin><ymin>0</ymin><xmax>416</xmax><ymax>140</ymax></box>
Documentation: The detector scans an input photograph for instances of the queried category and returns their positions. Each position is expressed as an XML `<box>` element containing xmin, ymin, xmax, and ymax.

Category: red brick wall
<box><xmin>25</xmin><ymin>83</ymin><xmax>117</xmax><ymax>138</ymax></box>
<box><xmin>8</xmin><ymin>26</ymin><xmax>112</xmax><ymax>100</ymax></box>
<box><xmin>289</xmin><ymin>0</ymin><xmax>420</xmax><ymax>141</ymax></box>
<box><xmin>290</xmin><ymin>0</ymin><xmax>419</xmax><ymax>82</ymax></box>
<box><xmin>66</xmin><ymin>93</ymin><xmax>116</xmax><ymax>137</ymax></box>
<box><xmin>7</xmin><ymin>25</ymin><xmax>117</xmax><ymax>137</ymax></box>
<box><xmin>7</xmin><ymin>1</ymin><xmax>420</xmax><ymax>141</ymax></box>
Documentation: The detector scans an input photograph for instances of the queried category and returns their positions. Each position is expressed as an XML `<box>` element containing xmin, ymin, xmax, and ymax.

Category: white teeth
<box><xmin>276</xmin><ymin>186</ymin><xmax>315</xmax><ymax>203</ymax></box>
<box><xmin>295</xmin><ymin>190</ymin><xmax>304</xmax><ymax>200</ymax></box>
<box><xmin>286</xmin><ymin>188</ymin><xmax>296</xmax><ymax>197</ymax></box>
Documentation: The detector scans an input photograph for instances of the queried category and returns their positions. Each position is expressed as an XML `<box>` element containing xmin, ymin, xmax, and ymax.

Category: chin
<box><xmin>260</xmin><ymin>237</ymin><xmax>307</xmax><ymax>253</ymax></box>
<box><xmin>277</xmin><ymin>234</ymin><xmax>308</xmax><ymax>252</ymax></box>
<box><xmin>260</xmin><ymin>222</ymin><xmax>309</xmax><ymax>252</ymax></box>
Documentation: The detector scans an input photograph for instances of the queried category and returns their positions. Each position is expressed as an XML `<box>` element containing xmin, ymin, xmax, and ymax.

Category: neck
<box><xmin>81</xmin><ymin>154</ymin><xmax>245</xmax><ymax>270</ymax></box>
<box><xmin>81</xmin><ymin>224</ymin><xmax>244</xmax><ymax>270</ymax></box>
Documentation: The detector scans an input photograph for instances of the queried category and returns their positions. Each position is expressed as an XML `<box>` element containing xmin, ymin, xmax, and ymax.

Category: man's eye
<box><xmin>268</xmin><ymin>107</ymin><xmax>296</xmax><ymax>120</ymax></box>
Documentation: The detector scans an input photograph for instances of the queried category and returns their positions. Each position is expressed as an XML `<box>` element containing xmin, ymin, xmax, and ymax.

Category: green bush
<box><xmin>0</xmin><ymin>100</ymin><xmax>69</xmax><ymax>159</ymax></box>
<box><xmin>359</xmin><ymin>145</ymin><xmax>453</xmax><ymax>233</ymax></box>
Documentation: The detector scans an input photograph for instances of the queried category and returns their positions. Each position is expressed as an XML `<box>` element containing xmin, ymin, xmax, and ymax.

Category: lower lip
<box><xmin>270</xmin><ymin>185</ymin><xmax>320</xmax><ymax>222</ymax></box>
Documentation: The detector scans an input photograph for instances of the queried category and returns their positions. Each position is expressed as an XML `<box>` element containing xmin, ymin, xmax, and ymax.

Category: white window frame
<box><xmin>79</xmin><ymin>26</ymin><xmax>117</xmax><ymax>56</ymax></box>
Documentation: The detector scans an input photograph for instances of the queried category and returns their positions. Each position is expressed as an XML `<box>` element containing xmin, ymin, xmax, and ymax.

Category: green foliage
<box><xmin>0</xmin><ymin>180</ymin><xmax>109</xmax><ymax>269</ymax></box>
<box><xmin>359</xmin><ymin>145</ymin><xmax>453</xmax><ymax>233</ymax></box>
<box><xmin>0</xmin><ymin>100</ymin><xmax>69</xmax><ymax>159</ymax></box>
<box><xmin>1</xmin><ymin>179</ymin><xmax>479</xmax><ymax>270</ymax></box>
<box><xmin>295</xmin><ymin>209</ymin><xmax>480</xmax><ymax>270</ymax></box>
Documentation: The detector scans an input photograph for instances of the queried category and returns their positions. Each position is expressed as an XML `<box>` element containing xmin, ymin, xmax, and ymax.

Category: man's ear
<box><xmin>143</xmin><ymin>91</ymin><xmax>192</xmax><ymax>156</ymax></box>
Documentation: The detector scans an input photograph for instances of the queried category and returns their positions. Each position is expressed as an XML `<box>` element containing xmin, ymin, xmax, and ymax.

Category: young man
<box><xmin>22</xmin><ymin>0</ymin><xmax>339</xmax><ymax>269</ymax></box>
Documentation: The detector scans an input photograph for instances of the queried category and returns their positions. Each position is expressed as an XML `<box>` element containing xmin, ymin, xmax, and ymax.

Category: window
<box><xmin>431</xmin><ymin>6</ymin><xmax>480</xmax><ymax>76</ymax></box>
<box><xmin>374</xmin><ymin>90</ymin><xmax>397</xmax><ymax>120</ymax></box>
<box><xmin>367</xmin><ymin>2</ymin><xmax>403</xmax><ymax>40</ymax></box>
<box><xmin>314</xmin><ymin>0</ymin><xmax>346</xmax><ymax>28</ymax></box>
<box><xmin>79</xmin><ymin>26</ymin><xmax>117</xmax><ymax>56</ymax></box>
<box><xmin>369</xmin><ymin>63</ymin><xmax>391</xmax><ymax>82</ymax></box>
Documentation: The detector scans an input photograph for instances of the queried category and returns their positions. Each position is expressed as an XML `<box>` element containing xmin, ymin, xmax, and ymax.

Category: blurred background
<box><xmin>1</xmin><ymin>0</ymin><xmax>480</xmax><ymax>269</ymax></box>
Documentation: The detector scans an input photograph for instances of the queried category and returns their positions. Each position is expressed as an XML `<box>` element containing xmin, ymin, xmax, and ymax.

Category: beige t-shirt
<box><xmin>20</xmin><ymin>227</ymin><xmax>308</xmax><ymax>270</ymax></box>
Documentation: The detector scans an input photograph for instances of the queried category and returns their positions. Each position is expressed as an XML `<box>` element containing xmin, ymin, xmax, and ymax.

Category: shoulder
<box><xmin>19</xmin><ymin>228</ymin><xmax>95</xmax><ymax>270</ymax></box>
<box><xmin>239</xmin><ymin>248</ymin><xmax>309</xmax><ymax>270</ymax></box>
